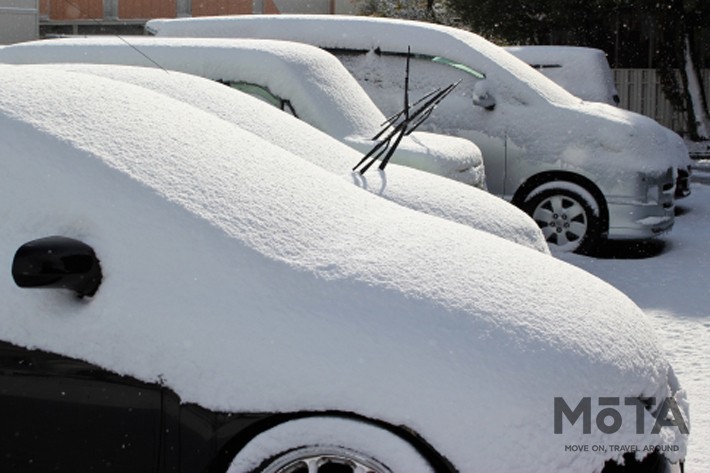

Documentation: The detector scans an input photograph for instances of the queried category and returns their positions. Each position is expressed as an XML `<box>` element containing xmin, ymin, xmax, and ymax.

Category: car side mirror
<box><xmin>12</xmin><ymin>236</ymin><xmax>103</xmax><ymax>298</ymax></box>
<box><xmin>472</xmin><ymin>80</ymin><xmax>496</xmax><ymax>111</ymax></box>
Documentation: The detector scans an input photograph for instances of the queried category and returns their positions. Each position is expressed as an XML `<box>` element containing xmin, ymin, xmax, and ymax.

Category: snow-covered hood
<box><xmin>344</xmin><ymin>129</ymin><xmax>485</xmax><ymax>186</ymax></box>
<box><xmin>578</xmin><ymin>101</ymin><xmax>693</xmax><ymax>170</ymax></box>
<box><xmin>41</xmin><ymin>63</ymin><xmax>529</xmax><ymax>250</ymax></box>
<box><xmin>0</xmin><ymin>36</ymin><xmax>483</xmax><ymax>187</ymax></box>
<box><xmin>460</xmin><ymin>79</ymin><xmax>687</xmax><ymax>179</ymax></box>
<box><xmin>0</xmin><ymin>65</ymin><xmax>687</xmax><ymax>471</ymax></box>
<box><xmin>505</xmin><ymin>98</ymin><xmax>692</xmax><ymax>175</ymax></box>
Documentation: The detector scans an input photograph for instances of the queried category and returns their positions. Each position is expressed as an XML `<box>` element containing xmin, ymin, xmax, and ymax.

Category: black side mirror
<box><xmin>472</xmin><ymin>80</ymin><xmax>496</xmax><ymax>111</ymax></box>
<box><xmin>472</xmin><ymin>91</ymin><xmax>496</xmax><ymax>111</ymax></box>
<box><xmin>12</xmin><ymin>236</ymin><xmax>102</xmax><ymax>298</ymax></box>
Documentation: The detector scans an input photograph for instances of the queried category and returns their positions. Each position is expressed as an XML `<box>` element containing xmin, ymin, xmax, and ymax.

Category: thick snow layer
<box><xmin>147</xmin><ymin>15</ymin><xmax>691</xmax><ymax>175</ymax></box>
<box><xmin>504</xmin><ymin>45</ymin><xmax>619</xmax><ymax>106</ymax></box>
<box><xmin>0</xmin><ymin>65</ymin><xmax>688</xmax><ymax>471</ymax></box>
<box><xmin>560</xmin><ymin>183</ymin><xmax>710</xmax><ymax>471</ymax></box>
<box><xmin>147</xmin><ymin>14</ymin><xmax>577</xmax><ymax>106</ymax></box>
<box><xmin>41</xmin><ymin>63</ymin><xmax>545</xmax><ymax>253</ymax></box>
<box><xmin>0</xmin><ymin>36</ymin><xmax>484</xmax><ymax>186</ymax></box>
<box><xmin>500</xmin><ymin>45</ymin><xmax>695</xmax><ymax>172</ymax></box>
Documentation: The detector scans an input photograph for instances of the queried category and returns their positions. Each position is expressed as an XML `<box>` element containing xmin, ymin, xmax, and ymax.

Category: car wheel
<box><xmin>226</xmin><ymin>417</ymin><xmax>435</xmax><ymax>473</ymax></box>
<box><xmin>523</xmin><ymin>183</ymin><xmax>601</xmax><ymax>254</ymax></box>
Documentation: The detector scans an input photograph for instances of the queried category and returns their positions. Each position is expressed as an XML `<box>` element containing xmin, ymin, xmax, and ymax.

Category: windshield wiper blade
<box><xmin>377</xmin><ymin>80</ymin><xmax>460</xmax><ymax>171</ymax></box>
<box><xmin>355</xmin><ymin>80</ymin><xmax>460</xmax><ymax>174</ymax></box>
<box><xmin>355</xmin><ymin>123</ymin><xmax>408</xmax><ymax>175</ymax></box>
<box><xmin>404</xmin><ymin>79</ymin><xmax>461</xmax><ymax>136</ymax></box>
<box><xmin>373</xmin><ymin>87</ymin><xmax>441</xmax><ymax>140</ymax></box>
<box><xmin>355</xmin><ymin>47</ymin><xmax>461</xmax><ymax>175</ymax></box>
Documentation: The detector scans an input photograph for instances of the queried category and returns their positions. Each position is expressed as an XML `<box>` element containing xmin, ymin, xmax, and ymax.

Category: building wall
<box><xmin>38</xmin><ymin>0</ymin><xmax>362</xmax><ymax>36</ymax></box>
<box><xmin>43</xmin><ymin>0</ymin><xmax>101</xmax><ymax>19</ymax></box>
<box><xmin>0</xmin><ymin>0</ymin><xmax>39</xmax><ymax>44</ymax></box>
<box><xmin>268</xmin><ymin>0</ymin><xmax>330</xmax><ymax>14</ymax></box>
<box><xmin>192</xmin><ymin>0</ymin><xmax>252</xmax><ymax>17</ymax></box>
<box><xmin>119</xmin><ymin>0</ymin><xmax>176</xmax><ymax>19</ymax></box>
<box><xmin>39</xmin><ymin>0</ymin><xmax>360</xmax><ymax>20</ymax></box>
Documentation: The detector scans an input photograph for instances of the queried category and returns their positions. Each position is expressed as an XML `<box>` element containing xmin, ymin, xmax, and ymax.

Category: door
<box><xmin>0</xmin><ymin>340</ymin><xmax>162</xmax><ymax>472</ymax></box>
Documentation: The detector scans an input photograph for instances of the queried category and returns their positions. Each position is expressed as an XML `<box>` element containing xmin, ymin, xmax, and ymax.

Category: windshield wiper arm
<box><xmin>373</xmin><ymin>87</ymin><xmax>441</xmax><ymax>140</ymax></box>
<box><xmin>354</xmin><ymin>80</ymin><xmax>461</xmax><ymax>174</ymax></box>
<box><xmin>354</xmin><ymin>47</ymin><xmax>461</xmax><ymax>175</ymax></box>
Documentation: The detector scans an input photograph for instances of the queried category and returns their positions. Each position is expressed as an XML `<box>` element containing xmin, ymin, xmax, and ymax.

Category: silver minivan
<box><xmin>147</xmin><ymin>15</ymin><xmax>691</xmax><ymax>254</ymax></box>
<box><xmin>506</xmin><ymin>44</ymin><xmax>692</xmax><ymax>198</ymax></box>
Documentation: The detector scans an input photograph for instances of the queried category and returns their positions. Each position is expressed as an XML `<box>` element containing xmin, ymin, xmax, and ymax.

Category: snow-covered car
<box><xmin>35</xmin><ymin>62</ymin><xmax>547</xmax><ymax>252</ymax></box>
<box><xmin>146</xmin><ymin>15</ymin><xmax>693</xmax><ymax>253</ymax></box>
<box><xmin>0</xmin><ymin>64</ymin><xmax>688</xmax><ymax>472</ymax></box>
<box><xmin>0</xmin><ymin>36</ymin><xmax>486</xmax><ymax>189</ymax></box>
<box><xmin>504</xmin><ymin>45</ymin><xmax>620</xmax><ymax>106</ymax></box>
<box><xmin>504</xmin><ymin>44</ymin><xmax>692</xmax><ymax>198</ymax></box>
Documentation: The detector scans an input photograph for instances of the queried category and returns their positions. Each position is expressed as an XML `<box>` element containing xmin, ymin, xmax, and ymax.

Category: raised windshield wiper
<box><xmin>373</xmin><ymin>87</ymin><xmax>440</xmax><ymax>140</ymax></box>
<box><xmin>353</xmin><ymin>47</ymin><xmax>461</xmax><ymax>175</ymax></box>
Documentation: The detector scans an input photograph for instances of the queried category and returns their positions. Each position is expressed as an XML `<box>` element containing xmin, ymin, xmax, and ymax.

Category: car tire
<box><xmin>523</xmin><ymin>183</ymin><xmax>601</xmax><ymax>254</ymax></box>
<box><xmin>226</xmin><ymin>417</ymin><xmax>435</xmax><ymax>473</ymax></box>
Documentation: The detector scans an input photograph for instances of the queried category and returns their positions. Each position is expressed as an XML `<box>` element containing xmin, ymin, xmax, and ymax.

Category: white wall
<box><xmin>0</xmin><ymin>0</ymin><xmax>38</xmax><ymax>45</ymax></box>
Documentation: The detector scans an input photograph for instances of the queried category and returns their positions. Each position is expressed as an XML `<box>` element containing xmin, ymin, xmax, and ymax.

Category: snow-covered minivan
<box><xmin>505</xmin><ymin>44</ymin><xmax>692</xmax><ymax>198</ymax></box>
<box><xmin>0</xmin><ymin>63</ymin><xmax>688</xmax><ymax>473</ymax></box>
<box><xmin>0</xmin><ymin>36</ymin><xmax>485</xmax><ymax>189</ymax></box>
<box><xmin>503</xmin><ymin>45</ymin><xmax>620</xmax><ymax>106</ymax></box>
<box><xmin>146</xmin><ymin>15</ymin><xmax>692</xmax><ymax>253</ymax></box>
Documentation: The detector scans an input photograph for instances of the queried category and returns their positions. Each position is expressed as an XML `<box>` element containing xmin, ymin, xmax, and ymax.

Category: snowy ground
<box><xmin>558</xmin><ymin>174</ymin><xmax>710</xmax><ymax>471</ymax></box>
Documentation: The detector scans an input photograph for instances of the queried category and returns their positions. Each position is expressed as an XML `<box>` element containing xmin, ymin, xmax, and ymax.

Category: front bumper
<box><xmin>601</xmin><ymin>451</ymin><xmax>684</xmax><ymax>473</ymax></box>
<box><xmin>606</xmin><ymin>201</ymin><xmax>675</xmax><ymax>239</ymax></box>
<box><xmin>606</xmin><ymin>169</ymin><xmax>676</xmax><ymax>240</ymax></box>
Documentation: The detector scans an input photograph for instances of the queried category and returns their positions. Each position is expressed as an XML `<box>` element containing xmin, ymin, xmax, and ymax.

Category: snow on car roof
<box><xmin>505</xmin><ymin>45</ymin><xmax>619</xmax><ymax>105</ymax></box>
<box><xmin>145</xmin><ymin>15</ymin><xmax>689</xmax><ymax>173</ymax></box>
<box><xmin>46</xmin><ymin>62</ymin><xmax>547</xmax><ymax>253</ymax></box>
<box><xmin>0</xmin><ymin>36</ymin><xmax>386</xmax><ymax>139</ymax></box>
<box><xmin>146</xmin><ymin>14</ymin><xmax>579</xmax><ymax>107</ymax></box>
<box><xmin>0</xmin><ymin>64</ymin><xmax>687</xmax><ymax>471</ymax></box>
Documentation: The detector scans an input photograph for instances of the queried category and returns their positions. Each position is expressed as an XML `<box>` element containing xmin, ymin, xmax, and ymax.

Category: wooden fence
<box><xmin>614</xmin><ymin>68</ymin><xmax>710</xmax><ymax>135</ymax></box>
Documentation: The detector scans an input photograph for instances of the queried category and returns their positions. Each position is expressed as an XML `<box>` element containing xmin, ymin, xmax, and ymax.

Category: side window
<box><xmin>227</xmin><ymin>81</ymin><xmax>298</xmax><ymax>118</ymax></box>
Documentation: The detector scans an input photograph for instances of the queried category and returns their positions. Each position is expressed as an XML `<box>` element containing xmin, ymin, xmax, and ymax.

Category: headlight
<box><xmin>646</xmin><ymin>182</ymin><xmax>660</xmax><ymax>205</ymax></box>
<box><xmin>640</xmin><ymin>168</ymin><xmax>674</xmax><ymax>205</ymax></box>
